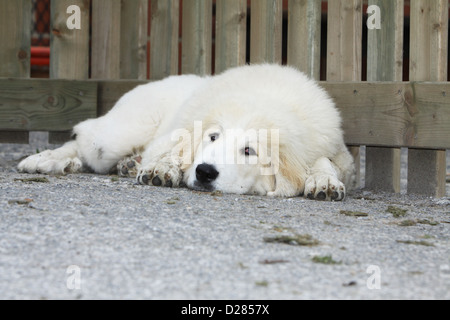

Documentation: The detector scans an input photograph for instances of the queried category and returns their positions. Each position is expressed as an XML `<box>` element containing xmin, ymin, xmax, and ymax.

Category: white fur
<box><xmin>18</xmin><ymin>64</ymin><xmax>355</xmax><ymax>200</ymax></box>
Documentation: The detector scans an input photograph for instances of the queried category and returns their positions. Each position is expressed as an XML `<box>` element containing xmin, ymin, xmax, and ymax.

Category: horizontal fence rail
<box><xmin>0</xmin><ymin>78</ymin><xmax>449</xmax><ymax>150</ymax></box>
<box><xmin>0</xmin><ymin>0</ymin><xmax>449</xmax><ymax>197</ymax></box>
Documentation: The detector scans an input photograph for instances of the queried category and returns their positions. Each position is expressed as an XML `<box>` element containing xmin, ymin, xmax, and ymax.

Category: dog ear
<box><xmin>173</xmin><ymin>125</ymin><xmax>203</xmax><ymax>172</ymax></box>
<box><xmin>271</xmin><ymin>151</ymin><xmax>308</xmax><ymax>197</ymax></box>
<box><xmin>169</xmin><ymin>128</ymin><xmax>193</xmax><ymax>171</ymax></box>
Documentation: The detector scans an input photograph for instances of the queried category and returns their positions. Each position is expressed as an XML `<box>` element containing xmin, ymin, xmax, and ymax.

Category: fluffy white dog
<box><xmin>18</xmin><ymin>64</ymin><xmax>355</xmax><ymax>200</ymax></box>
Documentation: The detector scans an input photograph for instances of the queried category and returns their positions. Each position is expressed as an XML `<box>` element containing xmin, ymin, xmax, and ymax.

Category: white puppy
<box><xmin>18</xmin><ymin>64</ymin><xmax>355</xmax><ymax>200</ymax></box>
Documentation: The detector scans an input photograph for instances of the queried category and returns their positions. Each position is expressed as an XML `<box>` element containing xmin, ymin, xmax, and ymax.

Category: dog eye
<box><xmin>210</xmin><ymin>134</ymin><xmax>219</xmax><ymax>142</ymax></box>
<box><xmin>244</xmin><ymin>147</ymin><xmax>257</xmax><ymax>156</ymax></box>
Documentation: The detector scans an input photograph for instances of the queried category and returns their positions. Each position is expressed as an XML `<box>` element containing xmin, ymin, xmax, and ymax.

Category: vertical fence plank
<box><xmin>215</xmin><ymin>0</ymin><xmax>247</xmax><ymax>74</ymax></box>
<box><xmin>121</xmin><ymin>0</ymin><xmax>148</xmax><ymax>80</ymax></box>
<box><xmin>50</xmin><ymin>0</ymin><xmax>91</xmax><ymax>144</ymax></box>
<box><xmin>50</xmin><ymin>0</ymin><xmax>90</xmax><ymax>79</ymax></box>
<box><xmin>91</xmin><ymin>0</ymin><xmax>121</xmax><ymax>79</ymax></box>
<box><xmin>250</xmin><ymin>0</ymin><xmax>283</xmax><ymax>64</ymax></box>
<box><xmin>408</xmin><ymin>0</ymin><xmax>448</xmax><ymax>197</ymax></box>
<box><xmin>181</xmin><ymin>0</ymin><xmax>212</xmax><ymax>75</ymax></box>
<box><xmin>0</xmin><ymin>0</ymin><xmax>31</xmax><ymax>78</ymax></box>
<box><xmin>367</xmin><ymin>0</ymin><xmax>403</xmax><ymax>82</ymax></box>
<box><xmin>150</xmin><ymin>0</ymin><xmax>180</xmax><ymax>80</ymax></box>
<box><xmin>327</xmin><ymin>0</ymin><xmax>363</xmax><ymax>187</ymax></box>
<box><xmin>287</xmin><ymin>0</ymin><xmax>321</xmax><ymax>80</ymax></box>
<box><xmin>327</xmin><ymin>0</ymin><xmax>362</xmax><ymax>81</ymax></box>
<box><xmin>0</xmin><ymin>0</ymin><xmax>31</xmax><ymax>143</ymax></box>
<box><xmin>365</xmin><ymin>0</ymin><xmax>403</xmax><ymax>193</ymax></box>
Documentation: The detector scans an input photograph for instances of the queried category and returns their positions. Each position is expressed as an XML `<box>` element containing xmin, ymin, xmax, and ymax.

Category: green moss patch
<box><xmin>14</xmin><ymin>177</ymin><xmax>49</xmax><ymax>183</ymax></box>
<box><xmin>339</xmin><ymin>210</ymin><xmax>368</xmax><ymax>217</ymax></box>
<box><xmin>312</xmin><ymin>255</ymin><xmax>341</xmax><ymax>265</ymax></box>
<box><xmin>387</xmin><ymin>206</ymin><xmax>407</xmax><ymax>218</ymax></box>
<box><xmin>263</xmin><ymin>234</ymin><xmax>319</xmax><ymax>246</ymax></box>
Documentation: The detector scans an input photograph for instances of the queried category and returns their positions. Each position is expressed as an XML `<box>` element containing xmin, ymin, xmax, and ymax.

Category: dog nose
<box><xmin>196</xmin><ymin>163</ymin><xmax>219</xmax><ymax>184</ymax></box>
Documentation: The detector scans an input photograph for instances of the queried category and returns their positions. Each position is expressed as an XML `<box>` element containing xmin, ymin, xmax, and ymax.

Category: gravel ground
<box><xmin>0</xmin><ymin>133</ymin><xmax>449</xmax><ymax>300</ymax></box>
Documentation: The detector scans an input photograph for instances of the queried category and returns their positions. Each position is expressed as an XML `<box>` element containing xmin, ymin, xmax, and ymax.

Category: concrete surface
<box><xmin>0</xmin><ymin>133</ymin><xmax>449</xmax><ymax>300</ymax></box>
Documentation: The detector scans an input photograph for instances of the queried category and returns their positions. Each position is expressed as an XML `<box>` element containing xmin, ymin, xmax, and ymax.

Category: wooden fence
<box><xmin>0</xmin><ymin>0</ymin><xmax>449</xmax><ymax>197</ymax></box>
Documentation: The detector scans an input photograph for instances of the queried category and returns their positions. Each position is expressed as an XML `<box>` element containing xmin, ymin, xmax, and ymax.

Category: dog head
<box><xmin>175</xmin><ymin>107</ymin><xmax>309</xmax><ymax>197</ymax></box>
<box><xmin>183</xmin><ymin>123</ymin><xmax>277</xmax><ymax>195</ymax></box>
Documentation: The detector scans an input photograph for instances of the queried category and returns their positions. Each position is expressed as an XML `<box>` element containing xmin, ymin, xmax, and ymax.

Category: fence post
<box><xmin>287</xmin><ymin>0</ymin><xmax>321</xmax><ymax>80</ymax></box>
<box><xmin>91</xmin><ymin>0</ymin><xmax>121</xmax><ymax>79</ymax></box>
<box><xmin>50</xmin><ymin>0</ymin><xmax>90</xmax><ymax>80</ymax></box>
<box><xmin>250</xmin><ymin>0</ymin><xmax>283</xmax><ymax>64</ymax></box>
<box><xmin>365</xmin><ymin>0</ymin><xmax>403</xmax><ymax>193</ymax></box>
<box><xmin>327</xmin><ymin>0</ymin><xmax>363</xmax><ymax>187</ymax></box>
<box><xmin>215</xmin><ymin>0</ymin><xmax>247</xmax><ymax>74</ymax></box>
<box><xmin>408</xmin><ymin>0</ymin><xmax>448</xmax><ymax>197</ymax></box>
<box><xmin>181</xmin><ymin>0</ymin><xmax>213</xmax><ymax>75</ymax></box>
<box><xmin>49</xmin><ymin>0</ymin><xmax>90</xmax><ymax>144</ymax></box>
<box><xmin>150</xmin><ymin>0</ymin><xmax>179</xmax><ymax>80</ymax></box>
<box><xmin>120</xmin><ymin>0</ymin><xmax>148</xmax><ymax>80</ymax></box>
<box><xmin>0</xmin><ymin>0</ymin><xmax>31</xmax><ymax>143</ymax></box>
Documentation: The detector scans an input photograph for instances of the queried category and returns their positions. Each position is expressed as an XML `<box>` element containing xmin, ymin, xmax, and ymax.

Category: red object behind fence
<box><xmin>31</xmin><ymin>46</ymin><xmax>50</xmax><ymax>66</ymax></box>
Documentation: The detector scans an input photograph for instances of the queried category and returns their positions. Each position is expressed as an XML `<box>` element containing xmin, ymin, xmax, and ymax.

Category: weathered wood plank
<box><xmin>326</xmin><ymin>0</ymin><xmax>362</xmax><ymax>82</ymax></box>
<box><xmin>215</xmin><ymin>0</ymin><xmax>247</xmax><ymax>74</ymax></box>
<box><xmin>0</xmin><ymin>79</ymin><xmax>97</xmax><ymax>131</ymax></box>
<box><xmin>181</xmin><ymin>0</ymin><xmax>213</xmax><ymax>75</ymax></box>
<box><xmin>408</xmin><ymin>0</ymin><xmax>448</xmax><ymax>197</ymax></box>
<box><xmin>408</xmin><ymin>148</ymin><xmax>447</xmax><ymax>197</ymax></box>
<box><xmin>50</xmin><ymin>0</ymin><xmax>90</xmax><ymax>79</ymax></box>
<box><xmin>91</xmin><ymin>0</ymin><xmax>121</xmax><ymax>79</ymax></box>
<box><xmin>0</xmin><ymin>0</ymin><xmax>31</xmax><ymax>78</ymax></box>
<box><xmin>0</xmin><ymin>0</ymin><xmax>32</xmax><ymax>144</ymax></box>
<box><xmin>287</xmin><ymin>0</ymin><xmax>322</xmax><ymax>80</ymax></box>
<box><xmin>367</xmin><ymin>0</ymin><xmax>403</xmax><ymax>82</ymax></box>
<box><xmin>120</xmin><ymin>0</ymin><xmax>148</xmax><ymax>80</ymax></box>
<box><xmin>150</xmin><ymin>0</ymin><xmax>180</xmax><ymax>80</ymax></box>
<box><xmin>50</xmin><ymin>0</ymin><xmax>91</xmax><ymax>143</ymax></box>
<box><xmin>97</xmin><ymin>80</ymin><xmax>147</xmax><ymax>116</ymax></box>
<box><xmin>365</xmin><ymin>0</ymin><xmax>404</xmax><ymax>193</ymax></box>
<box><xmin>410</xmin><ymin>0</ymin><xmax>448</xmax><ymax>82</ymax></box>
<box><xmin>326</xmin><ymin>0</ymin><xmax>363</xmax><ymax>186</ymax></box>
<box><xmin>1</xmin><ymin>79</ymin><xmax>449</xmax><ymax>150</ymax></box>
<box><xmin>322</xmin><ymin>82</ymin><xmax>450</xmax><ymax>150</ymax></box>
<box><xmin>250</xmin><ymin>0</ymin><xmax>283</xmax><ymax>64</ymax></box>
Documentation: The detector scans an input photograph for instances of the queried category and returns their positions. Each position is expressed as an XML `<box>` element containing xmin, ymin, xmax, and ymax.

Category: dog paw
<box><xmin>137</xmin><ymin>162</ymin><xmax>182</xmax><ymax>188</ymax></box>
<box><xmin>63</xmin><ymin>158</ymin><xmax>83</xmax><ymax>174</ymax></box>
<box><xmin>18</xmin><ymin>152</ymin><xmax>82</xmax><ymax>175</ymax></box>
<box><xmin>117</xmin><ymin>155</ymin><xmax>142</xmax><ymax>177</ymax></box>
<box><xmin>304</xmin><ymin>174</ymin><xmax>346</xmax><ymax>201</ymax></box>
